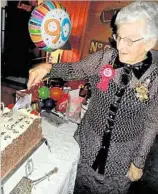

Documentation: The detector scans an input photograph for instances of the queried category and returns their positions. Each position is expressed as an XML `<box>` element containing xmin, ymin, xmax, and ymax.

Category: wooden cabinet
<box><xmin>1</xmin><ymin>79</ymin><xmax>25</xmax><ymax>106</ymax></box>
<box><xmin>1</xmin><ymin>85</ymin><xmax>16</xmax><ymax>106</ymax></box>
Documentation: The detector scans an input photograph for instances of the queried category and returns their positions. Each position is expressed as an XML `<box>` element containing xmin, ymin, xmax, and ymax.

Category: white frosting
<box><xmin>1</xmin><ymin>108</ymin><xmax>40</xmax><ymax>152</ymax></box>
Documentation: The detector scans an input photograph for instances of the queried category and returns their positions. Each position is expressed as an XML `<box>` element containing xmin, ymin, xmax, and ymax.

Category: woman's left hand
<box><xmin>127</xmin><ymin>163</ymin><xmax>143</xmax><ymax>182</ymax></box>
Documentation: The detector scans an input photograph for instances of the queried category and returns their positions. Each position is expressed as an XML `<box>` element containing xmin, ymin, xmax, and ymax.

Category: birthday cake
<box><xmin>1</xmin><ymin>108</ymin><xmax>43</xmax><ymax>180</ymax></box>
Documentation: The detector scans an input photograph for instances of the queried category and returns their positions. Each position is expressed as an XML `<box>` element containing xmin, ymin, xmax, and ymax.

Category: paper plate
<box><xmin>28</xmin><ymin>1</ymin><xmax>71</xmax><ymax>52</ymax></box>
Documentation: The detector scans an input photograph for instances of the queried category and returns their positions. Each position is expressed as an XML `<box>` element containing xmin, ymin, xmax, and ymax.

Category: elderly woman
<box><xmin>28</xmin><ymin>1</ymin><xmax>158</xmax><ymax>194</ymax></box>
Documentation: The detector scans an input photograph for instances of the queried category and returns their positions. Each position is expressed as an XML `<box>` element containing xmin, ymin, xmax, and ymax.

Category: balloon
<box><xmin>39</xmin><ymin>100</ymin><xmax>45</xmax><ymax>108</ymax></box>
<box><xmin>43</xmin><ymin>98</ymin><xmax>56</xmax><ymax>111</ymax></box>
<box><xmin>50</xmin><ymin>87</ymin><xmax>64</xmax><ymax>101</ymax></box>
<box><xmin>38</xmin><ymin>86</ymin><xmax>50</xmax><ymax>99</ymax></box>
<box><xmin>28</xmin><ymin>1</ymin><xmax>71</xmax><ymax>52</ymax></box>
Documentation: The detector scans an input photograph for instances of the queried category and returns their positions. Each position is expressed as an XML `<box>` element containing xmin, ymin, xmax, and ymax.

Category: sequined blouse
<box><xmin>48</xmin><ymin>48</ymin><xmax>158</xmax><ymax>176</ymax></box>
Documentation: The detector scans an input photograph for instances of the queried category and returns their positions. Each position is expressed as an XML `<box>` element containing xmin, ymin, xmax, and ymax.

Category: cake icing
<box><xmin>1</xmin><ymin>108</ymin><xmax>40</xmax><ymax>151</ymax></box>
<box><xmin>1</xmin><ymin>107</ymin><xmax>42</xmax><ymax>179</ymax></box>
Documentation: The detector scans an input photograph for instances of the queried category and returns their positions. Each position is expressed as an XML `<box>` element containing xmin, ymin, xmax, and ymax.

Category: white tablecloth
<box><xmin>30</xmin><ymin>119</ymin><xmax>80</xmax><ymax>194</ymax></box>
<box><xmin>2</xmin><ymin>119</ymin><xmax>80</xmax><ymax>194</ymax></box>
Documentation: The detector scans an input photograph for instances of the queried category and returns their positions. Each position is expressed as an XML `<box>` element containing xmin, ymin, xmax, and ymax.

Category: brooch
<box><xmin>135</xmin><ymin>79</ymin><xmax>150</xmax><ymax>101</ymax></box>
<box><xmin>97</xmin><ymin>64</ymin><xmax>115</xmax><ymax>92</ymax></box>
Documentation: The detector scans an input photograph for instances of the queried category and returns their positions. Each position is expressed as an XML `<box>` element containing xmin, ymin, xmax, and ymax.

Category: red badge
<box><xmin>97</xmin><ymin>64</ymin><xmax>115</xmax><ymax>92</ymax></box>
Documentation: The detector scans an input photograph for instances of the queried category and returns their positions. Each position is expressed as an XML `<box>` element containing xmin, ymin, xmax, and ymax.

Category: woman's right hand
<box><xmin>27</xmin><ymin>63</ymin><xmax>52</xmax><ymax>89</ymax></box>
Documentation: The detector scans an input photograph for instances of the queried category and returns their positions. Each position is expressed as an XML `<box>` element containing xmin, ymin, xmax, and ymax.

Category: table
<box><xmin>31</xmin><ymin>119</ymin><xmax>80</xmax><ymax>194</ymax></box>
<box><xmin>2</xmin><ymin>119</ymin><xmax>80</xmax><ymax>194</ymax></box>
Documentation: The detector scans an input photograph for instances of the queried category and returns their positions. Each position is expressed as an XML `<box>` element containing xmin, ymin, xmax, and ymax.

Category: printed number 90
<box><xmin>44</xmin><ymin>18</ymin><xmax>71</xmax><ymax>44</ymax></box>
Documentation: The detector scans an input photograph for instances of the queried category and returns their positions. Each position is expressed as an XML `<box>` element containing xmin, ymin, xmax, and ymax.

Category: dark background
<box><xmin>1</xmin><ymin>1</ymin><xmax>44</xmax><ymax>78</ymax></box>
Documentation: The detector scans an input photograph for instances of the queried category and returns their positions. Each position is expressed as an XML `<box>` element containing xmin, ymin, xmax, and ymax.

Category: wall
<box><xmin>81</xmin><ymin>1</ymin><xmax>130</xmax><ymax>59</ymax></box>
<box><xmin>59</xmin><ymin>1</ymin><xmax>90</xmax><ymax>63</ymax></box>
<box><xmin>1</xmin><ymin>0</ymin><xmax>7</xmax><ymax>7</ymax></box>
<box><xmin>82</xmin><ymin>1</ymin><xmax>158</xmax><ymax>58</ymax></box>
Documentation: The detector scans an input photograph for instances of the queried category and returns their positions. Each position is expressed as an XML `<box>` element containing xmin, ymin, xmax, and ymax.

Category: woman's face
<box><xmin>116</xmin><ymin>20</ymin><xmax>148</xmax><ymax>64</ymax></box>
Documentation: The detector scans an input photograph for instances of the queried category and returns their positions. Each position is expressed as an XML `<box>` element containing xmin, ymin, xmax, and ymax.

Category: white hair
<box><xmin>115</xmin><ymin>1</ymin><xmax>158</xmax><ymax>43</ymax></box>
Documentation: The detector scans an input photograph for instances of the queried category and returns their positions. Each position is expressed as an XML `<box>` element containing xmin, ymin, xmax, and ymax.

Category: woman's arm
<box><xmin>133</xmin><ymin>81</ymin><xmax>158</xmax><ymax>169</ymax></box>
<box><xmin>27</xmin><ymin>48</ymin><xmax>113</xmax><ymax>89</ymax></box>
<box><xmin>127</xmin><ymin>79</ymin><xmax>158</xmax><ymax>182</ymax></box>
<box><xmin>133</xmin><ymin>96</ymin><xmax>158</xmax><ymax>169</ymax></box>
<box><xmin>48</xmin><ymin>49</ymin><xmax>105</xmax><ymax>80</ymax></box>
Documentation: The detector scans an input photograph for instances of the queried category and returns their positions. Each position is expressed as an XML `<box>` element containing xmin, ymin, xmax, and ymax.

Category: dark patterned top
<box><xmin>48</xmin><ymin>48</ymin><xmax>158</xmax><ymax>177</ymax></box>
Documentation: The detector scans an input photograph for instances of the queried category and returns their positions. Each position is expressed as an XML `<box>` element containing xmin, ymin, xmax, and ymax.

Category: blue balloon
<box><xmin>43</xmin><ymin>98</ymin><xmax>56</xmax><ymax>112</ymax></box>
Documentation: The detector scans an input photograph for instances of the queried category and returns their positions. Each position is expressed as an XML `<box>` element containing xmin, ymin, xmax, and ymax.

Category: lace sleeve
<box><xmin>48</xmin><ymin>48</ymin><xmax>113</xmax><ymax>80</ymax></box>
<box><xmin>133</xmin><ymin>81</ymin><xmax>158</xmax><ymax>169</ymax></box>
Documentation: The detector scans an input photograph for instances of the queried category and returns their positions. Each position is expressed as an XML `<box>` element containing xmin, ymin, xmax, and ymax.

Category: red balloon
<box><xmin>50</xmin><ymin>87</ymin><xmax>64</xmax><ymax>101</ymax></box>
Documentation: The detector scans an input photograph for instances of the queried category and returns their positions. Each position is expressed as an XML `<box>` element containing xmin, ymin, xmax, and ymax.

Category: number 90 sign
<box><xmin>28</xmin><ymin>1</ymin><xmax>71</xmax><ymax>52</ymax></box>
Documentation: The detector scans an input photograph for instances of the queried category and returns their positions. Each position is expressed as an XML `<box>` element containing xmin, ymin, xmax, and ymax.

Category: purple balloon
<box><xmin>44</xmin><ymin>98</ymin><xmax>55</xmax><ymax>111</ymax></box>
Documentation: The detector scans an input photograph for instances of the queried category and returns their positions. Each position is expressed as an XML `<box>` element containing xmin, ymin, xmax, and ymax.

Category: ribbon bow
<box><xmin>97</xmin><ymin>64</ymin><xmax>115</xmax><ymax>92</ymax></box>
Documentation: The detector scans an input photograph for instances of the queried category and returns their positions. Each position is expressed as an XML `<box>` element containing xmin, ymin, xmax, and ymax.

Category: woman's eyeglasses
<box><xmin>113</xmin><ymin>34</ymin><xmax>144</xmax><ymax>46</ymax></box>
